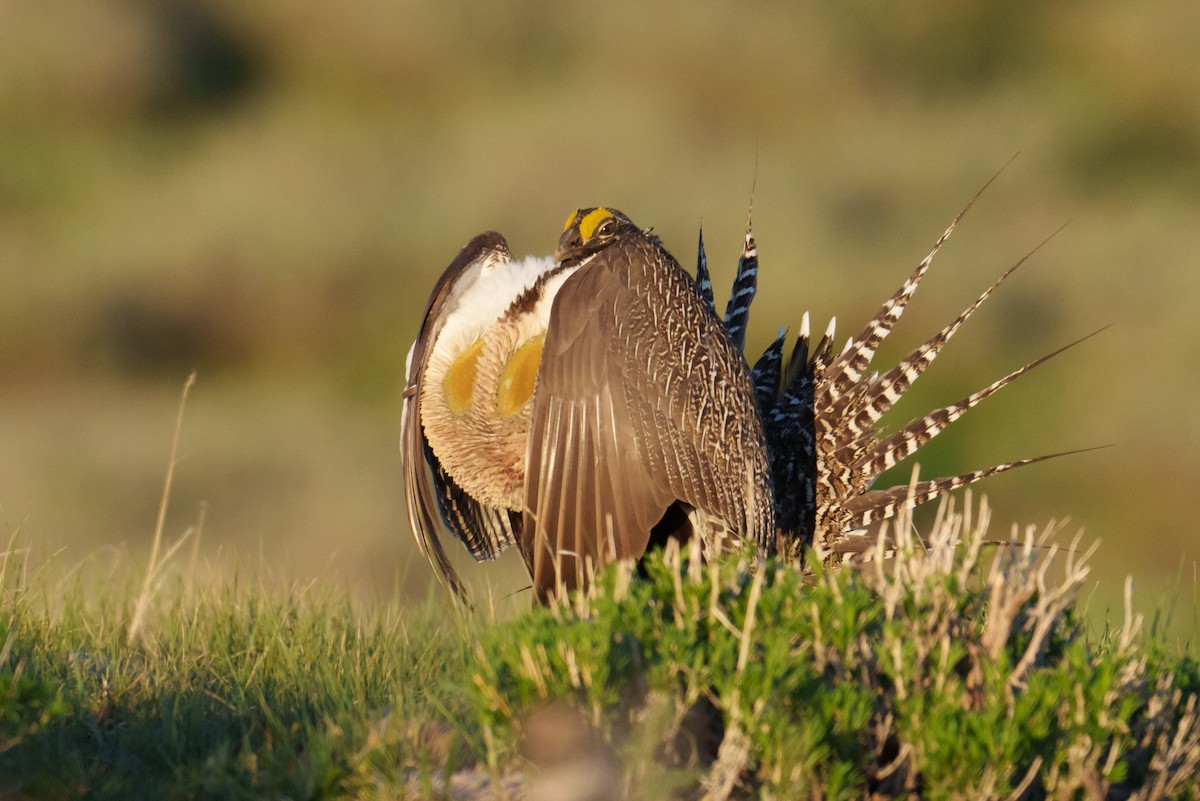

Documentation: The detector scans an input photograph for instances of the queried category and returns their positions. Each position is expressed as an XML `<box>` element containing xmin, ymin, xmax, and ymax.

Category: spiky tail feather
<box><xmin>814</xmin><ymin>166</ymin><xmax>1006</xmax><ymax>415</ymax></box>
<box><xmin>751</xmin><ymin>327</ymin><xmax>787</xmax><ymax>418</ymax></box>
<box><xmin>723</xmin><ymin>209</ymin><xmax>758</xmax><ymax>354</ymax></box>
<box><xmin>695</xmin><ymin>227</ymin><xmax>716</xmax><ymax>318</ymax></box>
<box><xmin>731</xmin><ymin>162</ymin><xmax>1098</xmax><ymax>563</ymax></box>
<box><xmin>834</xmin><ymin>225</ymin><xmax>1066</xmax><ymax>448</ymax></box>
<box><xmin>843</xmin><ymin>446</ymin><xmax>1111</xmax><ymax>527</ymax></box>
<box><xmin>857</xmin><ymin>326</ymin><xmax>1108</xmax><ymax>483</ymax></box>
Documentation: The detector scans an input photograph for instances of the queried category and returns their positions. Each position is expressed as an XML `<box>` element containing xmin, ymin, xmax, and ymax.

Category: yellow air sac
<box><xmin>497</xmin><ymin>334</ymin><xmax>545</xmax><ymax>417</ymax></box>
<box><xmin>443</xmin><ymin>338</ymin><xmax>485</xmax><ymax>413</ymax></box>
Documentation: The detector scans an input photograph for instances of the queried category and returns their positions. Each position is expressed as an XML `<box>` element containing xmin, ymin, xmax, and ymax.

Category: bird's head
<box><xmin>554</xmin><ymin>207</ymin><xmax>639</xmax><ymax>265</ymax></box>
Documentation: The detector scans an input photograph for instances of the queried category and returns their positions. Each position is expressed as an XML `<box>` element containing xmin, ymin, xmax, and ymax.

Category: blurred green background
<box><xmin>2</xmin><ymin>1</ymin><xmax>1197</xmax><ymax>628</ymax></box>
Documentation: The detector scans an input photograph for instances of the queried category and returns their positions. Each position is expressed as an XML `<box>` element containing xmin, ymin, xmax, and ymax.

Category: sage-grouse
<box><xmin>402</xmin><ymin>195</ymin><xmax>1090</xmax><ymax>601</ymax></box>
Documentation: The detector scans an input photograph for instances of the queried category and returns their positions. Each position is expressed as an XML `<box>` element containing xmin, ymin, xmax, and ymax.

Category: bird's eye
<box><xmin>597</xmin><ymin>219</ymin><xmax>615</xmax><ymax>237</ymax></box>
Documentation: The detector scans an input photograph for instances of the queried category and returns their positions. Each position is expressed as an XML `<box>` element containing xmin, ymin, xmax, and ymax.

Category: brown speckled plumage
<box><xmin>523</xmin><ymin>210</ymin><xmax>773</xmax><ymax>600</ymax></box>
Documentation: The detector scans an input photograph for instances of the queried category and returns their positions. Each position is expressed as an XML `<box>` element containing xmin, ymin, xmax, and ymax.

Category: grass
<box><xmin>1</xmin><ymin>554</ymin><xmax>473</xmax><ymax>800</ymax></box>
<box><xmin>3</xmin><ymin>496</ymin><xmax>1198</xmax><ymax>800</ymax></box>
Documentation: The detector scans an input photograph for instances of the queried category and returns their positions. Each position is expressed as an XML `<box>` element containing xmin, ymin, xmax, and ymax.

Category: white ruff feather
<box><xmin>432</xmin><ymin>254</ymin><xmax>556</xmax><ymax>358</ymax></box>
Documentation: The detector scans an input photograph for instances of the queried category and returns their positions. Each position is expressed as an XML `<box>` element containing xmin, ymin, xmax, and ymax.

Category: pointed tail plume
<box><xmin>724</xmin><ymin>207</ymin><xmax>759</xmax><ymax>353</ymax></box>
<box><xmin>695</xmin><ymin>227</ymin><xmax>716</xmax><ymax>318</ymax></box>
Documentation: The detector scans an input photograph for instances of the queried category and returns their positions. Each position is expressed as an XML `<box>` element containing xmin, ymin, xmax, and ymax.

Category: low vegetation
<box><xmin>2</xmin><ymin>498</ymin><xmax>1198</xmax><ymax>799</ymax></box>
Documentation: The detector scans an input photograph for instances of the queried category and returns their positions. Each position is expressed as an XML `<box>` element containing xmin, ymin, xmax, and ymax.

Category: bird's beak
<box><xmin>554</xmin><ymin>232</ymin><xmax>580</xmax><ymax>264</ymax></box>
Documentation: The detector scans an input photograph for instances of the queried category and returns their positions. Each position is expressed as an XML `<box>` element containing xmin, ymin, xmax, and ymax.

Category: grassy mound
<box><xmin>2</xmin><ymin>499</ymin><xmax>1197</xmax><ymax>799</ymax></box>
<box><xmin>473</xmin><ymin>500</ymin><xmax>1200</xmax><ymax>798</ymax></box>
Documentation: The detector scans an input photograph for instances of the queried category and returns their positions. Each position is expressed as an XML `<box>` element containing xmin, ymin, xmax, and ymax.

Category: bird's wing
<box><xmin>402</xmin><ymin>232</ymin><xmax>520</xmax><ymax>601</ymax></box>
<box><xmin>522</xmin><ymin>251</ymin><xmax>674</xmax><ymax>599</ymax></box>
<box><xmin>523</xmin><ymin>241</ymin><xmax>772</xmax><ymax>599</ymax></box>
